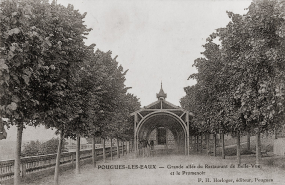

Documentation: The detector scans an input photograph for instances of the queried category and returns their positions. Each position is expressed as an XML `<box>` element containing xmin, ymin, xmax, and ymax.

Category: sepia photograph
<box><xmin>1</xmin><ymin>0</ymin><xmax>285</xmax><ymax>184</ymax></box>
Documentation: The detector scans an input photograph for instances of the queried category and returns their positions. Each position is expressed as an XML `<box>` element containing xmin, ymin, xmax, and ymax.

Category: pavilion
<box><xmin>131</xmin><ymin>83</ymin><xmax>194</xmax><ymax>155</ymax></box>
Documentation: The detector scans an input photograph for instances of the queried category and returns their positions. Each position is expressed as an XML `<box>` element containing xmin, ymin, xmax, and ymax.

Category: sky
<box><xmin>3</xmin><ymin>0</ymin><xmax>252</xmax><ymax>142</ymax></box>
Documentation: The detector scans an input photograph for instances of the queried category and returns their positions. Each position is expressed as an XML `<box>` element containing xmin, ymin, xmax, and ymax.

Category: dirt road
<box><xmin>25</xmin><ymin>153</ymin><xmax>284</xmax><ymax>185</ymax></box>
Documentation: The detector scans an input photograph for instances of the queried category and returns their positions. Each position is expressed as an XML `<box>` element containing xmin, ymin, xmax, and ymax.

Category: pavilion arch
<box><xmin>131</xmin><ymin>83</ymin><xmax>194</xmax><ymax>155</ymax></box>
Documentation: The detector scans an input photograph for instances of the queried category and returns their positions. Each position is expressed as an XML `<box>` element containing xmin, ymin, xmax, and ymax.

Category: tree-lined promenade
<box><xmin>181</xmin><ymin>0</ymin><xmax>285</xmax><ymax>165</ymax></box>
<box><xmin>0</xmin><ymin>0</ymin><xmax>140</xmax><ymax>185</ymax></box>
<box><xmin>1</xmin><ymin>0</ymin><xmax>285</xmax><ymax>185</ymax></box>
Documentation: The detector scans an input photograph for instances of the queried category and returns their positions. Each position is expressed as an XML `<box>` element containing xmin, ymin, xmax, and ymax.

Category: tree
<box><xmin>85</xmin><ymin>51</ymin><xmax>126</xmax><ymax>161</ymax></box>
<box><xmin>182</xmin><ymin>0</ymin><xmax>285</xmax><ymax>165</ymax></box>
<box><xmin>0</xmin><ymin>1</ymin><xmax>57</xmax><ymax>184</ymax></box>
<box><xmin>0</xmin><ymin>0</ymin><xmax>94</xmax><ymax>183</ymax></box>
<box><xmin>40</xmin><ymin>137</ymin><xmax>68</xmax><ymax>155</ymax></box>
<box><xmin>106</xmin><ymin>92</ymin><xmax>140</xmax><ymax>158</ymax></box>
<box><xmin>215</xmin><ymin>0</ymin><xmax>285</xmax><ymax>164</ymax></box>
<box><xmin>31</xmin><ymin>2</ymin><xmax>94</xmax><ymax>183</ymax></box>
<box><xmin>1</xmin><ymin>1</ymin><xmax>141</xmax><ymax>184</ymax></box>
<box><xmin>21</xmin><ymin>140</ymin><xmax>41</xmax><ymax>157</ymax></box>
<box><xmin>181</xmin><ymin>38</ymin><xmax>229</xmax><ymax>158</ymax></box>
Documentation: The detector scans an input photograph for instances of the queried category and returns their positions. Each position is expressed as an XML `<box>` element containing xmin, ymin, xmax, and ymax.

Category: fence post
<box><xmin>71</xmin><ymin>153</ymin><xmax>74</xmax><ymax>168</ymax></box>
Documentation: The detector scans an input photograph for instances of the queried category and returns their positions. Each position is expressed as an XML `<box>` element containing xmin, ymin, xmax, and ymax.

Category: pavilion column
<box><xmin>156</xmin><ymin>128</ymin><xmax>158</xmax><ymax>145</ymax></box>
<box><xmin>166</xmin><ymin>129</ymin><xmax>168</xmax><ymax>154</ymax></box>
<box><xmin>186</xmin><ymin>112</ymin><xmax>190</xmax><ymax>156</ymax></box>
<box><xmin>134</xmin><ymin>113</ymin><xmax>138</xmax><ymax>155</ymax></box>
<box><xmin>177</xmin><ymin>133</ymin><xmax>180</xmax><ymax>153</ymax></box>
<box><xmin>184</xmin><ymin>132</ymin><xmax>187</xmax><ymax>155</ymax></box>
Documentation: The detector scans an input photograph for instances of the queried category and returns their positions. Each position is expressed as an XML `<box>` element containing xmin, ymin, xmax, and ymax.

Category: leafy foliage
<box><xmin>181</xmin><ymin>0</ymin><xmax>285</xmax><ymax>136</ymax></box>
<box><xmin>0</xmin><ymin>0</ymin><xmax>141</xmax><ymax>184</ymax></box>
<box><xmin>21</xmin><ymin>138</ymin><xmax>67</xmax><ymax>157</ymax></box>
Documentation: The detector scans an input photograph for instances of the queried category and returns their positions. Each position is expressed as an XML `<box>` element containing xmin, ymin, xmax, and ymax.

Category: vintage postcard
<box><xmin>1</xmin><ymin>0</ymin><xmax>285</xmax><ymax>185</ymax></box>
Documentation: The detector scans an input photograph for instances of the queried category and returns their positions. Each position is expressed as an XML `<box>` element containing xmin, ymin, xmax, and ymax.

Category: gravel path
<box><xmin>24</xmin><ymin>153</ymin><xmax>285</xmax><ymax>185</ymax></box>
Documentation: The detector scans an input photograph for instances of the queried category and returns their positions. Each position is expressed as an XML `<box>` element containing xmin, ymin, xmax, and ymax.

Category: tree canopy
<box><xmin>181</xmin><ymin>0</ymin><xmax>285</xmax><ymax>136</ymax></box>
<box><xmin>0</xmin><ymin>1</ymin><xmax>141</xmax><ymax>184</ymax></box>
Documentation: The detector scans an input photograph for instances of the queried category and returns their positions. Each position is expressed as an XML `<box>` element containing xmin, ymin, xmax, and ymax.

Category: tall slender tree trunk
<box><xmin>196</xmin><ymin>136</ymin><xmax>199</xmax><ymax>152</ymax></box>
<box><xmin>110</xmin><ymin>138</ymin><xmax>113</xmax><ymax>160</ymax></box>
<box><xmin>213</xmin><ymin>134</ymin><xmax>216</xmax><ymax>157</ymax></box>
<box><xmin>200</xmin><ymin>134</ymin><xmax>203</xmax><ymax>153</ymax></box>
<box><xmin>76</xmin><ymin>134</ymin><xmax>80</xmax><ymax>174</ymax></box>
<box><xmin>122</xmin><ymin>141</ymin><xmax>124</xmax><ymax>156</ymax></box>
<box><xmin>92</xmin><ymin>136</ymin><xmax>96</xmax><ymax>168</ymax></box>
<box><xmin>247</xmin><ymin>131</ymin><xmax>251</xmax><ymax>151</ymax></box>
<box><xmin>221</xmin><ymin>133</ymin><xmax>225</xmax><ymax>159</ymax></box>
<box><xmin>117</xmin><ymin>138</ymin><xmax>120</xmax><ymax>158</ymax></box>
<box><xmin>103</xmin><ymin>138</ymin><xmax>106</xmax><ymax>163</ymax></box>
<box><xmin>256</xmin><ymin>130</ymin><xmax>261</xmax><ymax>165</ymax></box>
<box><xmin>54</xmin><ymin>130</ymin><xmax>64</xmax><ymax>185</ymax></box>
<box><xmin>206</xmin><ymin>134</ymin><xmax>209</xmax><ymax>155</ymax></box>
<box><xmin>237</xmin><ymin>132</ymin><xmax>241</xmax><ymax>164</ymax></box>
<box><xmin>14</xmin><ymin>123</ymin><xmax>23</xmax><ymax>185</ymax></box>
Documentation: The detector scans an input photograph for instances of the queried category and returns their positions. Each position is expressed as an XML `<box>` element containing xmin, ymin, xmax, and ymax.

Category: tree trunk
<box><xmin>200</xmin><ymin>134</ymin><xmax>203</xmax><ymax>153</ymax></box>
<box><xmin>221</xmin><ymin>133</ymin><xmax>225</xmax><ymax>159</ymax></box>
<box><xmin>237</xmin><ymin>132</ymin><xmax>241</xmax><ymax>164</ymax></box>
<box><xmin>103</xmin><ymin>138</ymin><xmax>106</xmax><ymax>163</ymax></box>
<box><xmin>117</xmin><ymin>138</ymin><xmax>120</xmax><ymax>158</ymax></box>
<box><xmin>206</xmin><ymin>134</ymin><xmax>209</xmax><ymax>155</ymax></box>
<box><xmin>110</xmin><ymin>138</ymin><xmax>113</xmax><ymax>160</ymax></box>
<box><xmin>122</xmin><ymin>141</ymin><xmax>124</xmax><ymax>156</ymax></box>
<box><xmin>92</xmin><ymin>136</ymin><xmax>96</xmax><ymax>168</ymax></box>
<box><xmin>14</xmin><ymin>123</ymin><xmax>23</xmax><ymax>185</ymax></box>
<box><xmin>76</xmin><ymin>134</ymin><xmax>80</xmax><ymax>174</ymax></box>
<box><xmin>213</xmin><ymin>134</ymin><xmax>216</xmax><ymax>157</ymax></box>
<box><xmin>256</xmin><ymin>131</ymin><xmax>261</xmax><ymax>165</ymax></box>
<box><xmin>196</xmin><ymin>136</ymin><xmax>199</xmax><ymax>152</ymax></box>
<box><xmin>54</xmin><ymin>130</ymin><xmax>64</xmax><ymax>185</ymax></box>
<box><xmin>247</xmin><ymin>131</ymin><xmax>250</xmax><ymax>151</ymax></box>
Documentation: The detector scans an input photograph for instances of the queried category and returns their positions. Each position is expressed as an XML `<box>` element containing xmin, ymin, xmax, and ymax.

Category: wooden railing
<box><xmin>0</xmin><ymin>145</ymin><xmax>128</xmax><ymax>183</ymax></box>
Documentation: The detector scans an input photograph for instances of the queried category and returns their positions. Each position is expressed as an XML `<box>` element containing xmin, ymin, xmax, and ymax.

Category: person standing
<box><xmin>150</xmin><ymin>140</ymin><xmax>154</xmax><ymax>156</ymax></box>
<box><xmin>138</xmin><ymin>140</ymin><xmax>142</xmax><ymax>157</ymax></box>
<box><xmin>142</xmin><ymin>139</ymin><xmax>148</xmax><ymax>157</ymax></box>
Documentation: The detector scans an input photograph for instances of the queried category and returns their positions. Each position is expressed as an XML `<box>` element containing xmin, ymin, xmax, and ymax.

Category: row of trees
<box><xmin>181</xmin><ymin>0</ymin><xmax>285</xmax><ymax>164</ymax></box>
<box><xmin>0</xmin><ymin>0</ymin><xmax>140</xmax><ymax>185</ymax></box>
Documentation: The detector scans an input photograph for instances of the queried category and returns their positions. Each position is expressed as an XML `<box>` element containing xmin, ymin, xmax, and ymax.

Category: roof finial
<box><xmin>157</xmin><ymin>81</ymin><xmax>167</xmax><ymax>100</ymax></box>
